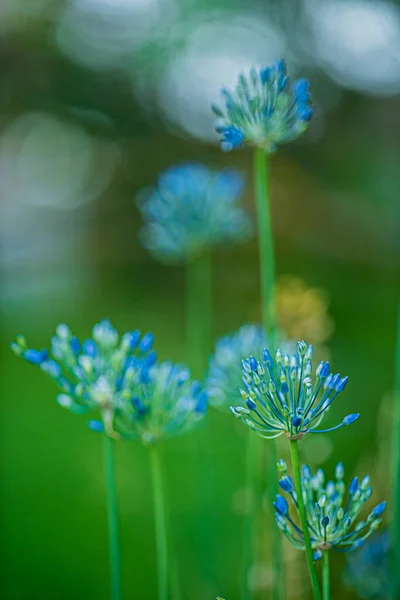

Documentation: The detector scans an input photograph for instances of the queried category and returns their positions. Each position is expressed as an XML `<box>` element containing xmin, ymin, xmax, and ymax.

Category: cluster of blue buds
<box><xmin>10</xmin><ymin>320</ymin><xmax>157</xmax><ymax>439</ymax></box>
<box><xmin>231</xmin><ymin>341</ymin><xmax>359</xmax><ymax>439</ymax></box>
<box><xmin>274</xmin><ymin>460</ymin><xmax>386</xmax><ymax>556</ymax></box>
<box><xmin>206</xmin><ymin>324</ymin><xmax>268</xmax><ymax>412</ymax></box>
<box><xmin>137</xmin><ymin>163</ymin><xmax>252</xmax><ymax>263</ymax></box>
<box><xmin>211</xmin><ymin>59</ymin><xmax>313</xmax><ymax>153</ymax></box>
<box><xmin>116</xmin><ymin>361</ymin><xmax>208</xmax><ymax>444</ymax></box>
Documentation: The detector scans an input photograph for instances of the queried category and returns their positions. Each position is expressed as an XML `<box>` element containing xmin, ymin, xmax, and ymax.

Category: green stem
<box><xmin>251</xmin><ymin>147</ymin><xmax>283</xmax><ymax>600</ymax></box>
<box><xmin>390</xmin><ymin>298</ymin><xmax>400</xmax><ymax>598</ymax></box>
<box><xmin>254</xmin><ymin>147</ymin><xmax>276</xmax><ymax>344</ymax></box>
<box><xmin>102</xmin><ymin>434</ymin><xmax>122</xmax><ymax>600</ymax></box>
<box><xmin>289</xmin><ymin>440</ymin><xmax>321</xmax><ymax>600</ymax></box>
<box><xmin>186</xmin><ymin>251</ymin><xmax>213</xmax><ymax>378</ymax></box>
<box><xmin>149</xmin><ymin>444</ymin><xmax>168</xmax><ymax>600</ymax></box>
<box><xmin>322</xmin><ymin>552</ymin><xmax>330</xmax><ymax>600</ymax></box>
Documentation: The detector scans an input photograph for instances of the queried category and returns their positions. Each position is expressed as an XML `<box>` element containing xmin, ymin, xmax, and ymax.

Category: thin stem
<box><xmin>102</xmin><ymin>434</ymin><xmax>122</xmax><ymax>600</ymax></box>
<box><xmin>322</xmin><ymin>552</ymin><xmax>330</xmax><ymax>600</ymax></box>
<box><xmin>254</xmin><ymin>147</ymin><xmax>276</xmax><ymax>344</ymax></box>
<box><xmin>289</xmin><ymin>439</ymin><xmax>322</xmax><ymax>600</ymax></box>
<box><xmin>185</xmin><ymin>250</ymin><xmax>213</xmax><ymax>378</ymax></box>
<box><xmin>390</xmin><ymin>298</ymin><xmax>400</xmax><ymax>598</ymax></box>
<box><xmin>149</xmin><ymin>444</ymin><xmax>168</xmax><ymax>600</ymax></box>
<box><xmin>252</xmin><ymin>147</ymin><xmax>283</xmax><ymax>600</ymax></box>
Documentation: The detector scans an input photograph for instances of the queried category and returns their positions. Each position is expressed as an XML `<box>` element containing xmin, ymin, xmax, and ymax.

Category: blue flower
<box><xmin>212</xmin><ymin>59</ymin><xmax>313</xmax><ymax>153</ymax></box>
<box><xmin>116</xmin><ymin>361</ymin><xmax>208</xmax><ymax>444</ymax></box>
<box><xmin>137</xmin><ymin>163</ymin><xmax>252</xmax><ymax>263</ymax></box>
<box><xmin>231</xmin><ymin>341</ymin><xmax>359</xmax><ymax>439</ymax></box>
<box><xmin>274</xmin><ymin>461</ymin><xmax>386</xmax><ymax>555</ymax></box>
<box><xmin>206</xmin><ymin>325</ymin><xmax>269</xmax><ymax>412</ymax></box>
<box><xmin>10</xmin><ymin>320</ymin><xmax>156</xmax><ymax>439</ymax></box>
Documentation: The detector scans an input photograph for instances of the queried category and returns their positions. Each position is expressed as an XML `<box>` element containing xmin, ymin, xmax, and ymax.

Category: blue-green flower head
<box><xmin>137</xmin><ymin>163</ymin><xmax>252</xmax><ymax>263</ymax></box>
<box><xmin>10</xmin><ymin>320</ymin><xmax>157</xmax><ymax>439</ymax></box>
<box><xmin>274</xmin><ymin>461</ymin><xmax>386</xmax><ymax>555</ymax></box>
<box><xmin>206</xmin><ymin>324</ymin><xmax>268</xmax><ymax>412</ymax></box>
<box><xmin>231</xmin><ymin>341</ymin><xmax>359</xmax><ymax>440</ymax></box>
<box><xmin>116</xmin><ymin>361</ymin><xmax>208</xmax><ymax>444</ymax></box>
<box><xmin>211</xmin><ymin>59</ymin><xmax>313</xmax><ymax>153</ymax></box>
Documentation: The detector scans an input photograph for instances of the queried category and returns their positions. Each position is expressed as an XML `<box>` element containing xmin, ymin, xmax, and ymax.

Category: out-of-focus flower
<box><xmin>206</xmin><ymin>324</ymin><xmax>296</xmax><ymax>412</ymax></box>
<box><xmin>231</xmin><ymin>341</ymin><xmax>359</xmax><ymax>439</ymax></box>
<box><xmin>10</xmin><ymin>320</ymin><xmax>156</xmax><ymax>438</ymax></box>
<box><xmin>275</xmin><ymin>460</ymin><xmax>386</xmax><ymax>556</ymax></box>
<box><xmin>344</xmin><ymin>531</ymin><xmax>391</xmax><ymax>598</ymax></box>
<box><xmin>137</xmin><ymin>163</ymin><xmax>252</xmax><ymax>263</ymax></box>
<box><xmin>116</xmin><ymin>361</ymin><xmax>207</xmax><ymax>444</ymax></box>
<box><xmin>206</xmin><ymin>325</ymin><xmax>267</xmax><ymax>412</ymax></box>
<box><xmin>211</xmin><ymin>59</ymin><xmax>313</xmax><ymax>152</ymax></box>
<box><xmin>275</xmin><ymin>276</ymin><xmax>334</xmax><ymax>346</ymax></box>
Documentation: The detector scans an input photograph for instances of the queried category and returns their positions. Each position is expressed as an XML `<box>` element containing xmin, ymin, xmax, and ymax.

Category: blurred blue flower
<box><xmin>137</xmin><ymin>163</ymin><xmax>252</xmax><ymax>263</ymax></box>
<box><xmin>206</xmin><ymin>324</ymin><xmax>268</xmax><ymax>412</ymax></box>
<box><xmin>231</xmin><ymin>341</ymin><xmax>359</xmax><ymax>439</ymax></box>
<box><xmin>344</xmin><ymin>531</ymin><xmax>391</xmax><ymax>598</ymax></box>
<box><xmin>212</xmin><ymin>59</ymin><xmax>313</xmax><ymax>153</ymax></box>
<box><xmin>275</xmin><ymin>460</ymin><xmax>386</xmax><ymax>556</ymax></box>
<box><xmin>10</xmin><ymin>320</ymin><xmax>156</xmax><ymax>439</ymax></box>
<box><xmin>116</xmin><ymin>361</ymin><xmax>208</xmax><ymax>444</ymax></box>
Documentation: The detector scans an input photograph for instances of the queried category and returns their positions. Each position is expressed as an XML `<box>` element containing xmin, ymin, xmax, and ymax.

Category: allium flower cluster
<box><xmin>11</xmin><ymin>319</ymin><xmax>208</xmax><ymax>442</ymax></box>
<box><xmin>231</xmin><ymin>341</ymin><xmax>359</xmax><ymax>439</ymax></box>
<box><xmin>11</xmin><ymin>320</ymin><xmax>157</xmax><ymax>438</ymax></box>
<box><xmin>206</xmin><ymin>324</ymin><xmax>268</xmax><ymax>412</ymax></box>
<box><xmin>116</xmin><ymin>361</ymin><xmax>208</xmax><ymax>444</ymax></box>
<box><xmin>212</xmin><ymin>59</ymin><xmax>313</xmax><ymax>152</ymax></box>
<box><xmin>137</xmin><ymin>163</ymin><xmax>252</xmax><ymax>263</ymax></box>
<box><xmin>274</xmin><ymin>461</ymin><xmax>386</xmax><ymax>556</ymax></box>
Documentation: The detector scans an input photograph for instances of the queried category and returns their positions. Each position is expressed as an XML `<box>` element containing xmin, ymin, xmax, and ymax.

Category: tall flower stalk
<box><xmin>186</xmin><ymin>251</ymin><xmax>213</xmax><ymax>378</ymax></box>
<box><xmin>253</xmin><ymin>146</ymin><xmax>283</xmax><ymax>600</ymax></box>
<box><xmin>103</xmin><ymin>434</ymin><xmax>122</xmax><ymax>600</ymax></box>
<box><xmin>289</xmin><ymin>440</ymin><xmax>321</xmax><ymax>599</ymax></box>
<box><xmin>150</xmin><ymin>444</ymin><xmax>168</xmax><ymax>600</ymax></box>
<box><xmin>322</xmin><ymin>551</ymin><xmax>330</xmax><ymax>600</ymax></box>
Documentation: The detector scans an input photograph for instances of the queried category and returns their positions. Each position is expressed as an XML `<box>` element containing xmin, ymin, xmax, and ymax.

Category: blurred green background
<box><xmin>1</xmin><ymin>0</ymin><xmax>399</xmax><ymax>598</ymax></box>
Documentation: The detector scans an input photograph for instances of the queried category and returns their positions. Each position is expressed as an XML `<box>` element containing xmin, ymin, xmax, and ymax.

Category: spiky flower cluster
<box><xmin>206</xmin><ymin>324</ymin><xmax>268</xmax><ymax>412</ymax></box>
<box><xmin>116</xmin><ymin>361</ymin><xmax>208</xmax><ymax>444</ymax></box>
<box><xmin>212</xmin><ymin>59</ymin><xmax>313</xmax><ymax>153</ymax></box>
<box><xmin>11</xmin><ymin>319</ymin><xmax>207</xmax><ymax>442</ymax></box>
<box><xmin>11</xmin><ymin>320</ymin><xmax>156</xmax><ymax>438</ymax></box>
<box><xmin>231</xmin><ymin>341</ymin><xmax>359</xmax><ymax>439</ymax></box>
<box><xmin>137</xmin><ymin>163</ymin><xmax>252</xmax><ymax>263</ymax></box>
<box><xmin>274</xmin><ymin>461</ymin><xmax>386</xmax><ymax>556</ymax></box>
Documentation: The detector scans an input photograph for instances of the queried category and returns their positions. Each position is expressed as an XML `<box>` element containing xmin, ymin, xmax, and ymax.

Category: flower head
<box><xmin>212</xmin><ymin>59</ymin><xmax>313</xmax><ymax>153</ymax></box>
<box><xmin>11</xmin><ymin>320</ymin><xmax>157</xmax><ymax>438</ymax></box>
<box><xmin>231</xmin><ymin>341</ymin><xmax>359</xmax><ymax>439</ymax></box>
<box><xmin>116</xmin><ymin>361</ymin><xmax>208</xmax><ymax>444</ymax></box>
<box><xmin>206</xmin><ymin>324</ymin><xmax>268</xmax><ymax>412</ymax></box>
<box><xmin>137</xmin><ymin>163</ymin><xmax>252</xmax><ymax>263</ymax></box>
<box><xmin>275</xmin><ymin>461</ymin><xmax>386</xmax><ymax>555</ymax></box>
